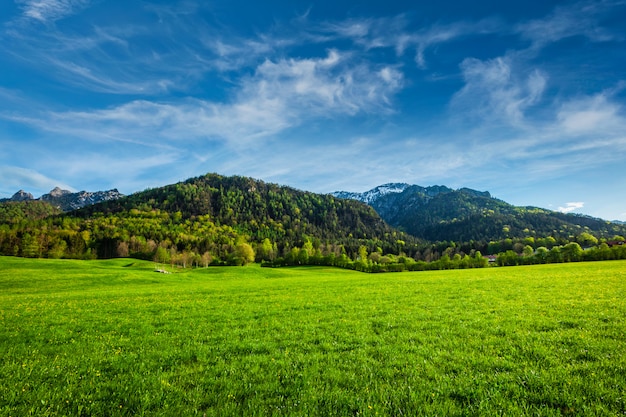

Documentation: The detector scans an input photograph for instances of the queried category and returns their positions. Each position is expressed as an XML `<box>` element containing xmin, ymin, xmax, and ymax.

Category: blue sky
<box><xmin>1</xmin><ymin>0</ymin><xmax>625</xmax><ymax>221</ymax></box>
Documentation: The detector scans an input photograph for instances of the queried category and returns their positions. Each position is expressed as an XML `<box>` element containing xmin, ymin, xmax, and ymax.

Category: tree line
<box><xmin>2</xmin><ymin>199</ymin><xmax>623</xmax><ymax>273</ymax></box>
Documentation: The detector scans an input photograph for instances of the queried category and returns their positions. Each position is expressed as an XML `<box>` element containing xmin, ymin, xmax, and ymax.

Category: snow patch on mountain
<box><xmin>332</xmin><ymin>183</ymin><xmax>411</xmax><ymax>204</ymax></box>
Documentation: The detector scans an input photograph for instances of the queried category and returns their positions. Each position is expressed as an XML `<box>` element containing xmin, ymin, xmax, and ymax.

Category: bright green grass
<box><xmin>1</xmin><ymin>257</ymin><xmax>625</xmax><ymax>416</ymax></box>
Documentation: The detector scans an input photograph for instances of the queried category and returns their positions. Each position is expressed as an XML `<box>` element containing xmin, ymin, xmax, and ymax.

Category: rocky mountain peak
<box><xmin>45</xmin><ymin>188</ymin><xmax>125</xmax><ymax>211</ymax></box>
<box><xmin>10</xmin><ymin>190</ymin><xmax>34</xmax><ymax>201</ymax></box>
<box><xmin>46</xmin><ymin>187</ymin><xmax>71</xmax><ymax>198</ymax></box>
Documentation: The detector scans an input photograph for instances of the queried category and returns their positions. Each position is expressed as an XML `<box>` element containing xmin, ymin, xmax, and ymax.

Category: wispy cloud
<box><xmin>2</xmin><ymin>22</ymin><xmax>192</xmax><ymax>95</ymax></box>
<box><xmin>515</xmin><ymin>0</ymin><xmax>623</xmax><ymax>50</ymax></box>
<box><xmin>445</xmin><ymin>81</ymin><xmax>626</xmax><ymax>182</ymax></box>
<box><xmin>557</xmin><ymin>89</ymin><xmax>624</xmax><ymax>135</ymax></box>
<box><xmin>4</xmin><ymin>0</ymin><xmax>621</xmax><ymax>98</ymax></box>
<box><xmin>319</xmin><ymin>15</ymin><xmax>503</xmax><ymax>69</ymax></box>
<box><xmin>16</xmin><ymin>0</ymin><xmax>91</xmax><ymax>23</ymax></box>
<box><xmin>451</xmin><ymin>56</ymin><xmax>547</xmax><ymax>126</ymax></box>
<box><xmin>320</xmin><ymin>15</ymin><xmax>411</xmax><ymax>50</ymax></box>
<box><xmin>4</xmin><ymin>50</ymin><xmax>403</xmax><ymax>149</ymax></box>
<box><xmin>412</xmin><ymin>18</ymin><xmax>503</xmax><ymax>69</ymax></box>
<box><xmin>201</xmin><ymin>32</ymin><xmax>300</xmax><ymax>72</ymax></box>
<box><xmin>252</xmin><ymin>50</ymin><xmax>403</xmax><ymax>115</ymax></box>
<box><xmin>558</xmin><ymin>202</ymin><xmax>585</xmax><ymax>213</ymax></box>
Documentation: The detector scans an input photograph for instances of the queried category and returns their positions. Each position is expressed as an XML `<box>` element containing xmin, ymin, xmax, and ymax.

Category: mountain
<box><xmin>1</xmin><ymin>173</ymin><xmax>422</xmax><ymax>261</ymax></box>
<box><xmin>332</xmin><ymin>183</ymin><xmax>412</xmax><ymax>205</ymax></box>
<box><xmin>41</xmin><ymin>187</ymin><xmax>124</xmax><ymax>211</ymax></box>
<box><xmin>333</xmin><ymin>184</ymin><xmax>626</xmax><ymax>242</ymax></box>
<box><xmin>71</xmin><ymin>173</ymin><xmax>420</xmax><ymax>257</ymax></box>
<box><xmin>0</xmin><ymin>187</ymin><xmax>124</xmax><ymax>211</ymax></box>
<box><xmin>7</xmin><ymin>190</ymin><xmax>35</xmax><ymax>201</ymax></box>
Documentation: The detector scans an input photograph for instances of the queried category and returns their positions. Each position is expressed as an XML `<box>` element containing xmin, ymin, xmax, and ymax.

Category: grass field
<box><xmin>1</xmin><ymin>257</ymin><xmax>625</xmax><ymax>416</ymax></box>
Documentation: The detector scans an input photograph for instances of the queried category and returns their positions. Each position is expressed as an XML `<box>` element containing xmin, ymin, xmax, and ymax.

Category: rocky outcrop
<box><xmin>42</xmin><ymin>187</ymin><xmax>71</xmax><ymax>199</ymax></box>
<box><xmin>10</xmin><ymin>190</ymin><xmax>35</xmax><ymax>201</ymax></box>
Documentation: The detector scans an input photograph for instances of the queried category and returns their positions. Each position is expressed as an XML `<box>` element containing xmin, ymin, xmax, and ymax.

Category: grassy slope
<box><xmin>1</xmin><ymin>257</ymin><xmax>625</xmax><ymax>416</ymax></box>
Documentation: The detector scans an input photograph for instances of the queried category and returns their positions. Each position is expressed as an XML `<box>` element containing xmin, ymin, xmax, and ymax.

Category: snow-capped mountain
<box><xmin>330</xmin><ymin>182</ymin><xmax>626</xmax><ymax>242</ymax></box>
<box><xmin>331</xmin><ymin>183</ymin><xmax>411</xmax><ymax>204</ymax></box>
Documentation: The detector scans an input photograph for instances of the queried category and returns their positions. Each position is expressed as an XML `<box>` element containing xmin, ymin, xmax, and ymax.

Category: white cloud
<box><xmin>558</xmin><ymin>202</ymin><xmax>585</xmax><ymax>213</ymax></box>
<box><xmin>16</xmin><ymin>0</ymin><xmax>91</xmax><ymax>23</ymax></box>
<box><xmin>451</xmin><ymin>56</ymin><xmax>547</xmax><ymax>126</ymax></box>
<box><xmin>322</xmin><ymin>18</ymin><xmax>374</xmax><ymax>39</ymax></box>
<box><xmin>320</xmin><ymin>15</ymin><xmax>502</xmax><ymax>69</ymax></box>
<box><xmin>413</xmin><ymin>18</ymin><xmax>502</xmax><ymax>68</ymax></box>
<box><xmin>516</xmin><ymin>1</ymin><xmax>620</xmax><ymax>50</ymax></box>
<box><xmin>2</xmin><ymin>22</ymin><xmax>181</xmax><ymax>95</ymax></box>
<box><xmin>201</xmin><ymin>34</ymin><xmax>299</xmax><ymax>72</ymax></box>
<box><xmin>11</xmin><ymin>50</ymin><xmax>403</xmax><ymax>147</ymax></box>
<box><xmin>48</xmin><ymin>59</ymin><xmax>176</xmax><ymax>95</ymax></box>
<box><xmin>320</xmin><ymin>16</ymin><xmax>410</xmax><ymax>50</ymax></box>
<box><xmin>557</xmin><ymin>93</ymin><xmax>623</xmax><ymax>135</ymax></box>
<box><xmin>251</xmin><ymin>50</ymin><xmax>402</xmax><ymax>116</ymax></box>
<box><xmin>316</xmin><ymin>2</ymin><xmax>621</xmax><ymax>72</ymax></box>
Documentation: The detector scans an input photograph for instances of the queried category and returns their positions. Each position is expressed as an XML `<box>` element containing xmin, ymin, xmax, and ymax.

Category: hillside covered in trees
<box><xmin>336</xmin><ymin>184</ymin><xmax>626</xmax><ymax>242</ymax></box>
<box><xmin>0</xmin><ymin>174</ymin><xmax>418</xmax><ymax>265</ymax></box>
<box><xmin>1</xmin><ymin>173</ymin><xmax>625</xmax><ymax>271</ymax></box>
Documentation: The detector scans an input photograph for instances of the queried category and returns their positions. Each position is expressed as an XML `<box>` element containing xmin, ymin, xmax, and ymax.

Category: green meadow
<box><xmin>1</xmin><ymin>257</ymin><xmax>625</xmax><ymax>416</ymax></box>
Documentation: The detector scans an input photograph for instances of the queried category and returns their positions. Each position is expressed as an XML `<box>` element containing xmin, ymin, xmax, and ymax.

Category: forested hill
<box><xmin>335</xmin><ymin>185</ymin><xmax>626</xmax><ymax>242</ymax></box>
<box><xmin>71</xmin><ymin>173</ymin><xmax>419</xmax><ymax>255</ymax></box>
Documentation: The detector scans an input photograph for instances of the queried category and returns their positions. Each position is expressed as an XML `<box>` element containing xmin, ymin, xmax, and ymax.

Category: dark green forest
<box><xmin>369</xmin><ymin>185</ymin><xmax>626</xmax><ymax>242</ymax></box>
<box><xmin>1</xmin><ymin>173</ymin><xmax>625</xmax><ymax>272</ymax></box>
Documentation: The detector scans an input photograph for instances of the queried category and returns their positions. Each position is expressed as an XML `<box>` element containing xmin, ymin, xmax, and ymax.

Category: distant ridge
<box><xmin>333</xmin><ymin>184</ymin><xmax>626</xmax><ymax>242</ymax></box>
<box><xmin>0</xmin><ymin>187</ymin><xmax>124</xmax><ymax>211</ymax></box>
